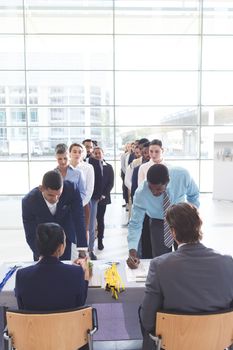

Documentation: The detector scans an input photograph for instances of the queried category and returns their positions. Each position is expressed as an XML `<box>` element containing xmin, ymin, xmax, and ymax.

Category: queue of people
<box><xmin>17</xmin><ymin>137</ymin><xmax>233</xmax><ymax>350</ymax></box>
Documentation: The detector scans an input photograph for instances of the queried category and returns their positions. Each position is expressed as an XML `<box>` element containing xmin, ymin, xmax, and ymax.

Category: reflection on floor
<box><xmin>0</xmin><ymin>194</ymin><xmax>233</xmax><ymax>349</ymax></box>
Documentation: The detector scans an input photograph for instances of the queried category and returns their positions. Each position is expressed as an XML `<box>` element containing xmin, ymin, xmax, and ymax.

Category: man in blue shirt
<box><xmin>127</xmin><ymin>164</ymin><xmax>199</xmax><ymax>268</ymax></box>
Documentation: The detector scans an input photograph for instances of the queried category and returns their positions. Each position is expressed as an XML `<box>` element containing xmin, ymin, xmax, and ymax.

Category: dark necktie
<box><xmin>163</xmin><ymin>191</ymin><xmax>174</xmax><ymax>248</ymax></box>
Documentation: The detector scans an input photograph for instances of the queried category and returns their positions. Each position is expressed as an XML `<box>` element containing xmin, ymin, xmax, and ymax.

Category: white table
<box><xmin>0</xmin><ymin>260</ymin><xmax>150</xmax><ymax>349</ymax></box>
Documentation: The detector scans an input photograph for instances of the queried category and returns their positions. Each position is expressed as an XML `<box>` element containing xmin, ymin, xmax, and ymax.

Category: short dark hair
<box><xmin>147</xmin><ymin>164</ymin><xmax>169</xmax><ymax>185</ymax></box>
<box><xmin>42</xmin><ymin>170</ymin><xmax>63</xmax><ymax>190</ymax></box>
<box><xmin>36</xmin><ymin>223</ymin><xmax>65</xmax><ymax>256</ymax></box>
<box><xmin>149</xmin><ymin>139</ymin><xmax>162</xmax><ymax>148</ymax></box>
<box><xmin>166</xmin><ymin>202</ymin><xmax>202</xmax><ymax>243</ymax></box>
<box><xmin>138</xmin><ymin>138</ymin><xmax>149</xmax><ymax>145</ymax></box>
<box><xmin>142</xmin><ymin>141</ymin><xmax>150</xmax><ymax>148</ymax></box>
<box><xmin>82</xmin><ymin>139</ymin><xmax>92</xmax><ymax>144</ymax></box>
<box><xmin>55</xmin><ymin>143</ymin><xmax>68</xmax><ymax>155</ymax></box>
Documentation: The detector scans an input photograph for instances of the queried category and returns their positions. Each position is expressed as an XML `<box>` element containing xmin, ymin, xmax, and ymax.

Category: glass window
<box><xmin>115</xmin><ymin>72</ymin><xmax>198</xmax><ymax>105</ymax></box>
<box><xmin>115</xmin><ymin>35</ymin><xmax>199</xmax><ymax>70</ymax></box>
<box><xmin>0</xmin><ymin>35</ymin><xmax>24</xmax><ymax>69</ymax></box>
<box><xmin>203</xmin><ymin>1</ymin><xmax>233</xmax><ymax>34</ymax></box>
<box><xmin>25</xmin><ymin>0</ymin><xmax>113</xmax><ymax>34</ymax></box>
<box><xmin>115</xmin><ymin>0</ymin><xmax>200</xmax><ymax>34</ymax></box>
<box><xmin>26</xmin><ymin>35</ymin><xmax>113</xmax><ymax>70</ymax></box>
<box><xmin>202</xmin><ymin>36</ymin><xmax>233</xmax><ymax>70</ymax></box>
<box><xmin>0</xmin><ymin>1</ymin><xmax>24</xmax><ymax>34</ymax></box>
<box><xmin>202</xmin><ymin>72</ymin><xmax>233</xmax><ymax>105</ymax></box>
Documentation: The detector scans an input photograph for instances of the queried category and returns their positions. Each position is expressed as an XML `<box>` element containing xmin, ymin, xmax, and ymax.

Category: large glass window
<box><xmin>0</xmin><ymin>1</ymin><xmax>232</xmax><ymax>194</ymax></box>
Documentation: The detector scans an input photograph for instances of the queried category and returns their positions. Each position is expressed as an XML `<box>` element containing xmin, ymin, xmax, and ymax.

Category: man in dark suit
<box><xmin>82</xmin><ymin>139</ymin><xmax>102</xmax><ymax>260</ymax></box>
<box><xmin>22</xmin><ymin>170</ymin><xmax>87</xmax><ymax>260</ymax></box>
<box><xmin>93</xmin><ymin>146</ymin><xmax>114</xmax><ymax>250</ymax></box>
<box><xmin>140</xmin><ymin>203</ymin><xmax>233</xmax><ymax>350</ymax></box>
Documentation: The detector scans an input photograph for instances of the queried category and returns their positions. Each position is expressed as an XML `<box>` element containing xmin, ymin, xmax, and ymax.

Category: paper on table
<box><xmin>125</xmin><ymin>261</ymin><xmax>150</xmax><ymax>282</ymax></box>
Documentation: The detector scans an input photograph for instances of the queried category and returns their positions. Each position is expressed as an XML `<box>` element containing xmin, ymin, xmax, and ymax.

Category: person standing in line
<box><xmin>93</xmin><ymin>146</ymin><xmax>114</xmax><ymax>251</ymax></box>
<box><xmin>55</xmin><ymin>143</ymin><xmax>86</xmax><ymax>202</ymax></box>
<box><xmin>82</xmin><ymin>139</ymin><xmax>102</xmax><ymax>260</ymax></box>
<box><xmin>140</xmin><ymin>203</ymin><xmax>233</xmax><ymax>350</ymax></box>
<box><xmin>69</xmin><ymin>143</ymin><xmax>94</xmax><ymax>243</ymax></box>
<box><xmin>127</xmin><ymin>164</ymin><xmax>200</xmax><ymax>268</ymax></box>
<box><xmin>22</xmin><ymin>170</ymin><xmax>87</xmax><ymax>261</ymax></box>
<box><xmin>138</xmin><ymin>139</ymin><xmax>164</xmax><ymax>185</ymax></box>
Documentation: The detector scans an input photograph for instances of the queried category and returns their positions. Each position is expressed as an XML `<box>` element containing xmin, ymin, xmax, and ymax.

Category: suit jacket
<box><xmin>141</xmin><ymin>243</ymin><xmax>233</xmax><ymax>334</ymax></box>
<box><xmin>99</xmin><ymin>161</ymin><xmax>114</xmax><ymax>206</ymax></box>
<box><xmin>88</xmin><ymin>157</ymin><xmax>102</xmax><ymax>200</ymax></box>
<box><xmin>22</xmin><ymin>180</ymin><xmax>87</xmax><ymax>258</ymax></box>
<box><xmin>15</xmin><ymin>256</ymin><xmax>88</xmax><ymax>311</ymax></box>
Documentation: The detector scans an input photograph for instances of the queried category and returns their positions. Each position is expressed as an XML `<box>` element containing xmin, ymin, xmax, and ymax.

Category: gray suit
<box><xmin>141</xmin><ymin>243</ymin><xmax>233</xmax><ymax>350</ymax></box>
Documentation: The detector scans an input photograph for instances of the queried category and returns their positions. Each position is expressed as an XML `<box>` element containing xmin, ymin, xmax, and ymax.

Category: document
<box><xmin>125</xmin><ymin>261</ymin><xmax>150</xmax><ymax>283</ymax></box>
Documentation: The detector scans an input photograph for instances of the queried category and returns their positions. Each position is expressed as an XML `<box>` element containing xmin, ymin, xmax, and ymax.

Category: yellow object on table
<box><xmin>104</xmin><ymin>263</ymin><xmax>125</xmax><ymax>299</ymax></box>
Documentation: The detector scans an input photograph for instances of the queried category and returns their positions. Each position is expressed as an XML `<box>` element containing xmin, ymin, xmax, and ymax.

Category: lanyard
<box><xmin>0</xmin><ymin>265</ymin><xmax>19</xmax><ymax>291</ymax></box>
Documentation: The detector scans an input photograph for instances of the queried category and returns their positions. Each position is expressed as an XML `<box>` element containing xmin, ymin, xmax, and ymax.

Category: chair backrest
<box><xmin>155</xmin><ymin>309</ymin><xmax>233</xmax><ymax>350</ymax></box>
<box><xmin>6</xmin><ymin>306</ymin><xmax>94</xmax><ymax>350</ymax></box>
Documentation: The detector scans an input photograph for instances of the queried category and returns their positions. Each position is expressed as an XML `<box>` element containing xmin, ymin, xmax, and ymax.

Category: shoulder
<box><xmin>22</xmin><ymin>188</ymin><xmax>40</xmax><ymax>203</ymax></box>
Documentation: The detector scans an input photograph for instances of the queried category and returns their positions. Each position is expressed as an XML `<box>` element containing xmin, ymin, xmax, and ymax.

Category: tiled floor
<box><xmin>0</xmin><ymin>194</ymin><xmax>233</xmax><ymax>350</ymax></box>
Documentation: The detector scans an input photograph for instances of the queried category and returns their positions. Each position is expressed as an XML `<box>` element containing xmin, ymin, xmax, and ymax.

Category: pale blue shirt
<box><xmin>64</xmin><ymin>166</ymin><xmax>86</xmax><ymax>201</ymax></box>
<box><xmin>127</xmin><ymin>166</ymin><xmax>200</xmax><ymax>251</ymax></box>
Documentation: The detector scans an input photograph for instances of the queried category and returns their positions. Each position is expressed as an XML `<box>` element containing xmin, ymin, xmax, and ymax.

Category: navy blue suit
<box><xmin>15</xmin><ymin>256</ymin><xmax>88</xmax><ymax>311</ymax></box>
<box><xmin>22</xmin><ymin>180</ymin><xmax>87</xmax><ymax>260</ymax></box>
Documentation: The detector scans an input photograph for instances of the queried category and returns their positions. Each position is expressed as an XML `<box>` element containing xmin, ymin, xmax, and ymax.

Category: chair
<box><xmin>3</xmin><ymin>305</ymin><xmax>98</xmax><ymax>350</ymax></box>
<box><xmin>149</xmin><ymin>309</ymin><xmax>233</xmax><ymax>350</ymax></box>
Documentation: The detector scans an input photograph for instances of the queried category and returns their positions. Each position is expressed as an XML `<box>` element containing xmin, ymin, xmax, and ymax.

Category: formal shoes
<box><xmin>98</xmin><ymin>240</ymin><xmax>104</xmax><ymax>250</ymax></box>
<box><xmin>122</xmin><ymin>204</ymin><xmax>126</xmax><ymax>207</ymax></box>
<box><xmin>89</xmin><ymin>251</ymin><xmax>97</xmax><ymax>260</ymax></box>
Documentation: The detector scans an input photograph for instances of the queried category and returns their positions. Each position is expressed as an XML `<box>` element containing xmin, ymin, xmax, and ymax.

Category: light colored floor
<box><xmin>0</xmin><ymin>193</ymin><xmax>233</xmax><ymax>262</ymax></box>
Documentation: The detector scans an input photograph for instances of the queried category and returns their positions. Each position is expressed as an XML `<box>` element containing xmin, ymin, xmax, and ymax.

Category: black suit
<box><xmin>97</xmin><ymin>161</ymin><xmax>114</xmax><ymax>241</ymax></box>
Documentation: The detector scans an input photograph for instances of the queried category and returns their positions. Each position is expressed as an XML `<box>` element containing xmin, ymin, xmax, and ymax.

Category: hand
<box><xmin>126</xmin><ymin>249</ymin><xmax>140</xmax><ymax>269</ymax></box>
<box><xmin>73</xmin><ymin>257</ymin><xmax>90</xmax><ymax>281</ymax></box>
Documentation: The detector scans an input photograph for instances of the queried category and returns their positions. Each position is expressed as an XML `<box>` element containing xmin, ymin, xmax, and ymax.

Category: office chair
<box><xmin>3</xmin><ymin>305</ymin><xmax>98</xmax><ymax>350</ymax></box>
<box><xmin>149</xmin><ymin>308</ymin><xmax>233</xmax><ymax>350</ymax></box>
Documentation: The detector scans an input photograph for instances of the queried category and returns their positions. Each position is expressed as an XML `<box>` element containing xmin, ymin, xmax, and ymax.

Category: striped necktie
<box><xmin>163</xmin><ymin>191</ymin><xmax>174</xmax><ymax>248</ymax></box>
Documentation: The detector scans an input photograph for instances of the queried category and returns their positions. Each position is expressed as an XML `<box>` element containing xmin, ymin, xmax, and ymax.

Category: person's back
<box><xmin>15</xmin><ymin>223</ymin><xmax>89</xmax><ymax>311</ymax></box>
<box><xmin>15</xmin><ymin>256</ymin><xmax>87</xmax><ymax>311</ymax></box>
<box><xmin>140</xmin><ymin>203</ymin><xmax>233</xmax><ymax>350</ymax></box>
<box><xmin>151</xmin><ymin>243</ymin><xmax>233</xmax><ymax>313</ymax></box>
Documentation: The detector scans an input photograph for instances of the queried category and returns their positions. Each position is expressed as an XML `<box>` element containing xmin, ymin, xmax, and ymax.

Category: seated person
<box><xmin>15</xmin><ymin>222</ymin><xmax>89</xmax><ymax>311</ymax></box>
<box><xmin>140</xmin><ymin>203</ymin><xmax>233</xmax><ymax>350</ymax></box>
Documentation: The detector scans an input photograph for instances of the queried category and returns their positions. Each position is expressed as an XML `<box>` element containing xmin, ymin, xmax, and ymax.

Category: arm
<box><xmin>138</xmin><ymin>164</ymin><xmax>146</xmax><ymax>186</ymax></box>
<box><xmin>82</xmin><ymin>165</ymin><xmax>94</xmax><ymax>206</ymax></box>
<box><xmin>77</xmin><ymin>170</ymin><xmax>86</xmax><ymax>201</ymax></box>
<box><xmin>102</xmin><ymin>164</ymin><xmax>114</xmax><ymax>197</ymax></box>
<box><xmin>71</xmin><ymin>183</ymin><xmax>87</xmax><ymax>249</ymax></box>
<box><xmin>141</xmin><ymin>259</ymin><xmax>163</xmax><ymax>332</ymax></box>
<box><xmin>22</xmin><ymin>195</ymin><xmax>38</xmax><ymax>257</ymax></box>
<box><xmin>185</xmin><ymin>172</ymin><xmax>200</xmax><ymax>208</ymax></box>
<box><xmin>127</xmin><ymin>202</ymin><xmax>146</xmax><ymax>252</ymax></box>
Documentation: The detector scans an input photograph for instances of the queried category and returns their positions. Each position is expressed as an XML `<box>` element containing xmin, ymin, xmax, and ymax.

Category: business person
<box><xmin>140</xmin><ymin>203</ymin><xmax>233</xmax><ymax>350</ymax></box>
<box><xmin>22</xmin><ymin>170</ymin><xmax>87</xmax><ymax>261</ymax></box>
<box><xmin>15</xmin><ymin>222</ymin><xmax>89</xmax><ymax>311</ymax></box>
<box><xmin>127</xmin><ymin>164</ymin><xmax>200</xmax><ymax>268</ymax></box>
<box><xmin>93</xmin><ymin>146</ymin><xmax>114</xmax><ymax>250</ymax></box>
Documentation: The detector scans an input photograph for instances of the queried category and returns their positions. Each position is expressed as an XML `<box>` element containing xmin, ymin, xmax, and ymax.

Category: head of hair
<box><xmin>93</xmin><ymin>146</ymin><xmax>103</xmax><ymax>152</ymax></box>
<box><xmin>147</xmin><ymin>164</ymin><xmax>169</xmax><ymax>185</ymax></box>
<box><xmin>36</xmin><ymin>223</ymin><xmax>65</xmax><ymax>257</ymax></box>
<box><xmin>55</xmin><ymin>143</ymin><xmax>68</xmax><ymax>155</ymax></box>
<box><xmin>82</xmin><ymin>139</ymin><xmax>92</xmax><ymax>145</ymax></box>
<box><xmin>42</xmin><ymin>170</ymin><xmax>63</xmax><ymax>190</ymax></box>
<box><xmin>138</xmin><ymin>138</ymin><xmax>149</xmax><ymax>145</ymax></box>
<box><xmin>166</xmin><ymin>202</ymin><xmax>203</xmax><ymax>243</ymax></box>
<box><xmin>149</xmin><ymin>139</ymin><xmax>162</xmax><ymax>148</ymax></box>
<box><xmin>69</xmin><ymin>143</ymin><xmax>84</xmax><ymax>153</ymax></box>
<box><xmin>142</xmin><ymin>141</ymin><xmax>150</xmax><ymax>148</ymax></box>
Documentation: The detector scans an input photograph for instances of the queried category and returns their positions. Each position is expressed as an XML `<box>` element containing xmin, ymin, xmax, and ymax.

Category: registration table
<box><xmin>0</xmin><ymin>260</ymin><xmax>150</xmax><ymax>349</ymax></box>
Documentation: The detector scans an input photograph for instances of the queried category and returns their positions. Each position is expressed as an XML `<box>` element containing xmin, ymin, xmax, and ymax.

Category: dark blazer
<box><xmin>88</xmin><ymin>157</ymin><xmax>102</xmax><ymax>200</ymax></box>
<box><xmin>141</xmin><ymin>243</ymin><xmax>233</xmax><ymax>333</ymax></box>
<box><xmin>99</xmin><ymin>161</ymin><xmax>114</xmax><ymax>205</ymax></box>
<box><xmin>15</xmin><ymin>256</ymin><xmax>88</xmax><ymax>311</ymax></box>
<box><xmin>22</xmin><ymin>180</ymin><xmax>87</xmax><ymax>258</ymax></box>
